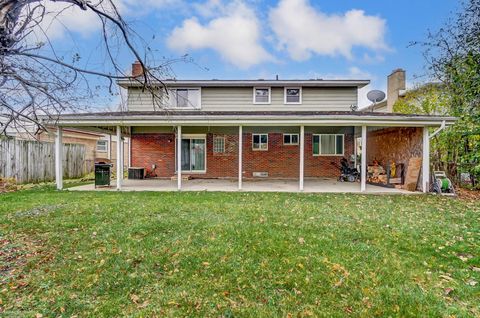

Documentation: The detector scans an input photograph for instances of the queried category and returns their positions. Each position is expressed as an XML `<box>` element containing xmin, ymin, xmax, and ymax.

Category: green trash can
<box><xmin>95</xmin><ymin>163</ymin><xmax>112</xmax><ymax>188</ymax></box>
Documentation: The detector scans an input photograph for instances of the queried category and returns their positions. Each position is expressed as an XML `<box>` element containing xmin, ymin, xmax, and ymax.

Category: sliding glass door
<box><xmin>180</xmin><ymin>137</ymin><xmax>206</xmax><ymax>172</ymax></box>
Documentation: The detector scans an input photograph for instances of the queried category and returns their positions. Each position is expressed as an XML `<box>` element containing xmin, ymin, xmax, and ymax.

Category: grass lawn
<box><xmin>0</xmin><ymin>188</ymin><xmax>479</xmax><ymax>317</ymax></box>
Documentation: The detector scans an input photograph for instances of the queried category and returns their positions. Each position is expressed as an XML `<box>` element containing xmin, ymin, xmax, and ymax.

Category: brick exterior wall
<box><xmin>131</xmin><ymin>131</ymin><xmax>355</xmax><ymax>179</ymax></box>
<box><xmin>131</xmin><ymin>133</ymin><xmax>176</xmax><ymax>178</ymax></box>
<box><xmin>305</xmin><ymin>133</ymin><xmax>355</xmax><ymax>178</ymax></box>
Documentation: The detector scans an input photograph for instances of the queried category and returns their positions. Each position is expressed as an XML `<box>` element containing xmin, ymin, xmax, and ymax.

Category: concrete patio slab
<box><xmin>68</xmin><ymin>178</ymin><xmax>414</xmax><ymax>194</ymax></box>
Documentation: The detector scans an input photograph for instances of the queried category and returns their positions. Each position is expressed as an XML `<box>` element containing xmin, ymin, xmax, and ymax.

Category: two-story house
<box><xmin>46</xmin><ymin>62</ymin><xmax>455</xmax><ymax>193</ymax></box>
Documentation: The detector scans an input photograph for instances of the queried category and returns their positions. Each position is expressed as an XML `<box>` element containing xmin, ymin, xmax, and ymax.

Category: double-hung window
<box><xmin>283</xmin><ymin>134</ymin><xmax>299</xmax><ymax>145</ymax></box>
<box><xmin>253</xmin><ymin>87</ymin><xmax>271</xmax><ymax>104</ymax></box>
<box><xmin>313</xmin><ymin>134</ymin><xmax>344</xmax><ymax>156</ymax></box>
<box><xmin>252</xmin><ymin>134</ymin><xmax>268</xmax><ymax>150</ymax></box>
<box><xmin>168</xmin><ymin>88</ymin><xmax>201</xmax><ymax>109</ymax></box>
<box><xmin>284</xmin><ymin>87</ymin><xmax>302</xmax><ymax>104</ymax></box>
<box><xmin>96</xmin><ymin>140</ymin><xmax>108</xmax><ymax>152</ymax></box>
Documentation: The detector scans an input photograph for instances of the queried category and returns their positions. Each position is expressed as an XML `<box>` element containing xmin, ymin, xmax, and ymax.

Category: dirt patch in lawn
<box><xmin>0</xmin><ymin>178</ymin><xmax>17</xmax><ymax>193</ymax></box>
<box><xmin>457</xmin><ymin>188</ymin><xmax>480</xmax><ymax>201</ymax></box>
<box><xmin>0</xmin><ymin>234</ymin><xmax>52</xmax><ymax>313</ymax></box>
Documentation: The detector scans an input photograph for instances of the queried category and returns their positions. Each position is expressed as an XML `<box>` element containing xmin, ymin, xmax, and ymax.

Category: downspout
<box><xmin>429</xmin><ymin>120</ymin><xmax>446</xmax><ymax>172</ymax></box>
<box><xmin>429</xmin><ymin>120</ymin><xmax>446</xmax><ymax>139</ymax></box>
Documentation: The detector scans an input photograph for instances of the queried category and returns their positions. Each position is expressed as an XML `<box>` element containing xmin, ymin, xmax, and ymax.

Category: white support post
<box><xmin>422</xmin><ymin>127</ymin><xmax>430</xmax><ymax>193</ymax></box>
<box><xmin>120</xmin><ymin>135</ymin><xmax>124</xmax><ymax>176</ymax></box>
<box><xmin>361</xmin><ymin>125</ymin><xmax>367</xmax><ymax>192</ymax></box>
<box><xmin>238</xmin><ymin>125</ymin><xmax>243</xmax><ymax>190</ymax></box>
<box><xmin>128</xmin><ymin>137</ymin><xmax>132</xmax><ymax>168</ymax></box>
<box><xmin>108</xmin><ymin>134</ymin><xmax>112</xmax><ymax>160</ymax></box>
<box><xmin>116</xmin><ymin>126</ymin><xmax>122</xmax><ymax>190</ymax></box>
<box><xmin>177</xmin><ymin>125</ymin><xmax>182</xmax><ymax>191</ymax></box>
<box><xmin>55</xmin><ymin>127</ymin><xmax>63</xmax><ymax>190</ymax></box>
<box><xmin>299</xmin><ymin>125</ymin><xmax>305</xmax><ymax>191</ymax></box>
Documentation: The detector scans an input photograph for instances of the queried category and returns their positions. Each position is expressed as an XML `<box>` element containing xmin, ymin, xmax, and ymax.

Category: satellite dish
<box><xmin>367</xmin><ymin>90</ymin><xmax>386</xmax><ymax>104</ymax></box>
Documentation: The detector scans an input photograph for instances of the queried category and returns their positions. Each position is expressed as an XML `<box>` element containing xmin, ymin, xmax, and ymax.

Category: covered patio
<box><xmin>47</xmin><ymin>111</ymin><xmax>456</xmax><ymax>194</ymax></box>
<box><xmin>69</xmin><ymin>178</ymin><xmax>413</xmax><ymax>194</ymax></box>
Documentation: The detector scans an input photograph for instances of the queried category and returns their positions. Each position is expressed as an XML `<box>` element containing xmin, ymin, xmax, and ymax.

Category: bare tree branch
<box><xmin>0</xmin><ymin>0</ymin><xmax>180</xmax><ymax>136</ymax></box>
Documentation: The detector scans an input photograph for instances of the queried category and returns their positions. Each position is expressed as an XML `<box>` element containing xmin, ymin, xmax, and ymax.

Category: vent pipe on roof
<box><xmin>276</xmin><ymin>75</ymin><xmax>279</xmax><ymax>80</ymax></box>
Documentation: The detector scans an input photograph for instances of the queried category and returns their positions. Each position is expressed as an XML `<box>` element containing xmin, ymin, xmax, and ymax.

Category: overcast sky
<box><xmin>41</xmin><ymin>0</ymin><xmax>459</xmax><ymax>108</ymax></box>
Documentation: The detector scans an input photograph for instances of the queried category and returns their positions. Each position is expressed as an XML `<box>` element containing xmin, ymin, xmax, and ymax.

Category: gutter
<box><xmin>44</xmin><ymin>119</ymin><xmax>456</xmax><ymax>128</ymax></box>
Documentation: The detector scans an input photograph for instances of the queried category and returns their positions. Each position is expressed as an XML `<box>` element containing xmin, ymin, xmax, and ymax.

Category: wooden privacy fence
<box><xmin>0</xmin><ymin>138</ymin><xmax>88</xmax><ymax>183</ymax></box>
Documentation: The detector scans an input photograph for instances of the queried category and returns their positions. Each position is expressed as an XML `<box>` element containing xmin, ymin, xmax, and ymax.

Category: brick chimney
<box><xmin>386</xmin><ymin>68</ymin><xmax>406</xmax><ymax>112</ymax></box>
<box><xmin>131</xmin><ymin>61</ymin><xmax>143</xmax><ymax>77</ymax></box>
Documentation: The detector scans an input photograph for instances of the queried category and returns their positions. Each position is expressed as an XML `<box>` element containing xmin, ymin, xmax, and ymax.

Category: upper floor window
<box><xmin>284</xmin><ymin>87</ymin><xmax>302</xmax><ymax>104</ymax></box>
<box><xmin>168</xmin><ymin>88</ymin><xmax>201</xmax><ymax>109</ymax></box>
<box><xmin>96</xmin><ymin>140</ymin><xmax>108</xmax><ymax>152</ymax></box>
<box><xmin>253</xmin><ymin>87</ymin><xmax>271</xmax><ymax>104</ymax></box>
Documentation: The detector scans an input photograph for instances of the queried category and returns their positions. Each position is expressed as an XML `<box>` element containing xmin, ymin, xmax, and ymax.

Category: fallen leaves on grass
<box><xmin>130</xmin><ymin>294</ymin><xmax>149</xmax><ymax>309</ymax></box>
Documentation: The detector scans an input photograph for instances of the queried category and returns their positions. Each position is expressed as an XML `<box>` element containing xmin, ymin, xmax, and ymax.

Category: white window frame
<box><xmin>252</xmin><ymin>133</ymin><xmax>268</xmax><ymax>151</ymax></box>
<box><xmin>312</xmin><ymin>134</ymin><xmax>344</xmax><ymax>156</ymax></box>
<box><xmin>283</xmin><ymin>133</ymin><xmax>299</xmax><ymax>145</ymax></box>
<box><xmin>253</xmin><ymin>87</ymin><xmax>271</xmax><ymax>104</ymax></box>
<box><xmin>284</xmin><ymin>87</ymin><xmax>302</xmax><ymax>104</ymax></box>
<box><xmin>213</xmin><ymin>136</ymin><xmax>225</xmax><ymax>153</ymax></box>
<box><xmin>175</xmin><ymin>134</ymin><xmax>207</xmax><ymax>174</ymax></box>
<box><xmin>167</xmin><ymin>87</ymin><xmax>202</xmax><ymax>109</ymax></box>
<box><xmin>96</xmin><ymin>140</ymin><xmax>108</xmax><ymax>152</ymax></box>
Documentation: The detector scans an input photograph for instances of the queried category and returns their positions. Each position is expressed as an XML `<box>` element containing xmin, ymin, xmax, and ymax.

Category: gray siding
<box><xmin>127</xmin><ymin>86</ymin><xmax>358</xmax><ymax>112</ymax></box>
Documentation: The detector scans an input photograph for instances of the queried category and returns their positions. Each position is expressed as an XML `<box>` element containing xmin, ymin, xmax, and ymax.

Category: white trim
<box><xmin>283</xmin><ymin>133</ymin><xmax>299</xmax><ymax>145</ymax></box>
<box><xmin>166</xmin><ymin>87</ymin><xmax>202</xmax><ymax>109</ymax></box>
<box><xmin>213</xmin><ymin>136</ymin><xmax>225</xmax><ymax>153</ymax></box>
<box><xmin>55</xmin><ymin>127</ymin><xmax>63</xmax><ymax>190</ymax></box>
<box><xmin>118</xmin><ymin>79</ymin><xmax>370</xmax><ymax>88</ymax></box>
<box><xmin>361</xmin><ymin>126</ymin><xmax>367</xmax><ymax>192</ymax></box>
<box><xmin>177</xmin><ymin>135</ymin><xmax>207</xmax><ymax>174</ymax></box>
<box><xmin>108</xmin><ymin>134</ymin><xmax>112</xmax><ymax>160</ymax></box>
<box><xmin>430</xmin><ymin>120</ymin><xmax>446</xmax><ymax>139</ymax></box>
<box><xmin>299</xmin><ymin>126</ymin><xmax>304</xmax><ymax>191</ymax></box>
<box><xmin>422</xmin><ymin>127</ymin><xmax>430</xmax><ymax>193</ymax></box>
<box><xmin>252</xmin><ymin>133</ymin><xmax>268</xmax><ymax>151</ymax></box>
<box><xmin>238</xmin><ymin>126</ymin><xmax>243</xmax><ymax>190</ymax></box>
<box><xmin>96</xmin><ymin>140</ymin><xmax>108</xmax><ymax>152</ymax></box>
<box><xmin>284</xmin><ymin>87</ymin><xmax>302</xmax><ymax>104</ymax></box>
<box><xmin>253</xmin><ymin>87</ymin><xmax>271</xmax><ymax>104</ymax></box>
<box><xmin>182</xmin><ymin>133</ymin><xmax>206</xmax><ymax>138</ymax></box>
<box><xmin>312</xmin><ymin>134</ymin><xmax>344</xmax><ymax>156</ymax></box>
<box><xmin>50</xmin><ymin>118</ymin><xmax>455</xmax><ymax>128</ymax></box>
<box><xmin>128</xmin><ymin>135</ymin><xmax>132</xmax><ymax>167</ymax></box>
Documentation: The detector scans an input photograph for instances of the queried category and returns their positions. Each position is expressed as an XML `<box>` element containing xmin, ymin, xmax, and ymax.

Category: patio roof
<box><xmin>43</xmin><ymin>110</ymin><xmax>456</xmax><ymax>127</ymax></box>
